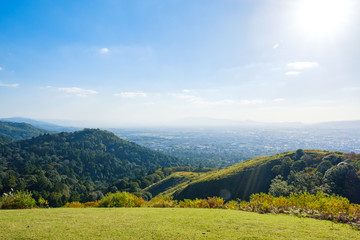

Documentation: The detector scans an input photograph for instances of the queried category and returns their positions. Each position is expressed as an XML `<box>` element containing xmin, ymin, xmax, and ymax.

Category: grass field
<box><xmin>0</xmin><ymin>208</ymin><xmax>358</xmax><ymax>239</ymax></box>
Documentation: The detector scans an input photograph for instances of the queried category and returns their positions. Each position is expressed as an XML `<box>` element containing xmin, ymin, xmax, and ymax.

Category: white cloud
<box><xmin>114</xmin><ymin>91</ymin><xmax>147</xmax><ymax>98</ymax></box>
<box><xmin>273</xmin><ymin>43</ymin><xmax>279</xmax><ymax>49</ymax></box>
<box><xmin>287</xmin><ymin>62</ymin><xmax>319</xmax><ymax>70</ymax></box>
<box><xmin>100</xmin><ymin>48</ymin><xmax>109</xmax><ymax>54</ymax></box>
<box><xmin>58</xmin><ymin>87</ymin><xmax>97</xmax><ymax>97</ymax></box>
<box><xmin>0</xmin><ymin>82</ymin><xmax>19</xmax><ymax>88</ymax></box>
<box><xmin>285</xmin><ymin>71</ymin><xmax>300</xmax><ymax>76</ymax></box>
<box><xmin>0</xmin><ymin>67</ymin><xmax>3</xmax><ymax>71</ymax></box>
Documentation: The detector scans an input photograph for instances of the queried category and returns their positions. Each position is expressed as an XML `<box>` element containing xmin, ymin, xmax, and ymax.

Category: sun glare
<box><xmin>293</xmin><ymin>0</ymin><xmax>354</xmax><ymax>40</ymax></box>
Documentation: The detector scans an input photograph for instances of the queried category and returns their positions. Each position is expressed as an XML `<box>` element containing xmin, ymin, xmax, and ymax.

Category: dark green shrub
<box><xmin>323</xmin><ymin>154</ymin><xmax>342</xmax><ymax>165</ymax></box>
<box><xmin>295</xmin><ymin>149</ymin><xmax>304</xmax><ymax>160</ymax></box>
<box><xmin>317</xmin><ymin>160</ymin><xmax>333</xmax><ymax>174</ymax></box>
<box><xmin>291</xmin><ymin>160</ymin><xmax>306</xmax><ymax>172</ymax></box>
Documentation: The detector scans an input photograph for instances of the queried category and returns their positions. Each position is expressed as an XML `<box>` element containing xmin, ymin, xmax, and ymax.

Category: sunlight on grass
<box><xmin>0</xmin><ymin>208</ymin><xmax>358</xmax><ymax>239</ymax></box>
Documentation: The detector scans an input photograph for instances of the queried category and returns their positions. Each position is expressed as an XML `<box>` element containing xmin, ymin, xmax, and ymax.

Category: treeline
<box><xmin>0</xmin><ymin>129</ymin><xmax>189</xmax><ymax>206</ymax></box>
<box><xmin>268</xmin><ymin>150</ymin><xmax>360</xmax><ymax>203</ymax></box>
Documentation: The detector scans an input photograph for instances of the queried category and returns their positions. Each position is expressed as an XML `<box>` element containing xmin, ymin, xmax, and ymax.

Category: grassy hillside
<box><xmin>0</xmin><ymin>208</ymin><xmax>358</xmax><ymax>239</ymax></box>
<box><xmin>174</xmin><ymin>150</ymin><xmax>360</xmax><ymax>202</ymax></box>
<box><xmin>0</xmin><ymin>121</ymin><xmax>50</xmax><ymax>141</ymax></box>
<box><xmin>145</xmin><ymin>171</ymin><xmax>209</xmax><ymax>196</ymax></box>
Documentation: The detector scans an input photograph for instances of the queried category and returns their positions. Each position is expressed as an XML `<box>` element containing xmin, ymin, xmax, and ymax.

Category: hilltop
<box><xmin>173</xmin><ymin>149</ymin><xmax>360</xmax><ymax>203</ymax></box>
<box><xmin>0</xmin><ymin>129</ymin><xmax>186</xmax><ymax>206</ymax></box>
<box><xmin>0</xmin><ymin>121</ymin><xmax>50</xmax><ymax>141</ymax></box>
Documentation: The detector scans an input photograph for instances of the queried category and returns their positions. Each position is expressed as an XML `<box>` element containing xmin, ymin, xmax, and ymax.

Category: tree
<box><xmin>317</xmin><ymin>160</ymin><xmax>333</xmax><ymax>174</ymax></box>
<box><xmin>324</xmin><ymin>164</ymin><xmax>360</xmax><ymax>203</ymax></box>
<box><xmin>291</xmin><ymin>160</ymin><xmax>306</xmax><ymax>172</ymax></box>
<box><xmin>295</xmin><ymin>149</ymin><xmax>304</xmax><ymax>160</ymax></box>
<box><xmin>280</xmin><ymin>157</ymin><xmax>293</xmax><ymax>178</ymax></box>
<box><xmin>269</xmin><ymin>175</ymin><xmax>292</xmax><ymax>197</ymax></box>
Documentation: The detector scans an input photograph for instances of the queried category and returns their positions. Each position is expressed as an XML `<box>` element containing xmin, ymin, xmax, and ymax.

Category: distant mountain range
<box><xmin>0</xmin><ymin>117</ymin><xmax>79</xmax><ymax>132</ymax></box>
<box><xmin>1</xmin><ymin>116</ymin><xmax>359</xmax><ymax>129</ymax></box>
<box><xmin>170</xmin><ymin>117</ymin><xmax>360</xmax><ymax>128</ymax></box>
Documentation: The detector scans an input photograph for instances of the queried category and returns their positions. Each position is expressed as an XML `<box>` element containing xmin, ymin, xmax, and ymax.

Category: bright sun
<box><xmin>293</xmin><ymin>0</ymin><xmax>354</xmax><ymax>40</ymax></box>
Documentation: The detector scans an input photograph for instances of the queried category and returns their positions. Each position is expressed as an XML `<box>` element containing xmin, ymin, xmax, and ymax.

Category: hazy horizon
<box><xmin>1</xmin><ymin>0</ymin><xmax>360</xmax><ymax>126</ymax></box>
<box><xmin>2</xmin><ymin>116</ymin><xmax>360</xmax><ymax>129</ymax></box>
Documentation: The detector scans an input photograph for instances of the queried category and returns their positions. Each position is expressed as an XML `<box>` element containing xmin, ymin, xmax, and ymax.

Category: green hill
<box><xmin>0</xmin><ymin>129</ymin><xmax>186</xmax><ymax>206</ymax></box>
<box><xmin>144</xmin><ymin>171</ymin><xmax>209</xmax><ymax>196</ymax></box>
<box><xmin>0</xmin><ymin>121</ymin><xmax>50</xmax><ymax>141</ymax></box>
<box><xmin>173</xmin><ymin>150</ymin><xmax>360</xmax><ymax>203</ymax></box>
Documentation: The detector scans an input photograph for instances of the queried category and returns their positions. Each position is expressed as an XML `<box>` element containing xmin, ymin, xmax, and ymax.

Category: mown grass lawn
<box><xmin>0</xmin><ymin>208</ymin><xmax>358</xmax><ymax>239</ymax></box>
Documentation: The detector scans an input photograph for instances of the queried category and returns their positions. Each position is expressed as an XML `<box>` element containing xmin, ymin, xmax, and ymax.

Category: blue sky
<box><xmin>0</xmin><ymin>0</ymin><xmax>359</xmax><ymax>127</ymax></box>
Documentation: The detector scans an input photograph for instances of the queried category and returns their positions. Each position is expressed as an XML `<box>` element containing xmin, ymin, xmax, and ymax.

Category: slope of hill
<box><xmin>144</xmin><ymin>171</ymin><xmax>209</xmax><ymax>197</ymax></box>
<box><xmin>173</xmin><ymin>150</ymin><xmax>360</xmax><ymax>203</ymax></box>
<box><xmin>0</xmin><ymin>117</ymin><xmax>78</xmax><ymax>132</ymax></box>
<box><xmin>0</xmin><ymin>121</ymin><xmax>50</xmax><ymax>141</ymax></box>
<box><xmin>0</xmin><ymin>129</ymin><xmax>186</xmax><ymax>206</ymax></box>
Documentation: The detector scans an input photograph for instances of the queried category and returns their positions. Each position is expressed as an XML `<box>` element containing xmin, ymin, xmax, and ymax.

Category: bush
<box><xmin>99</xmin><ymin>191</ymin><xmax>144</xmax><ymax>208</ymax></box>
<box><xmin>1</xmin><ymin>190</ymin><xmax>36</xmax><ymax>209</ymax></box>
<box><xmin>63</xmin><ymin>201</ymin><xmax>85</xmax><ymax>208</ymax></box>
<box><xmin>38</xmin><ymin>197</ymin><xmax>49</xmax><ymax>208</ymax></box>
<box><xmin>147</xmin><ymin>195</ymin><xmax>177</xmax><ymax>208</ymax></box>
<box><xmin>63</xmin><ymin>201</ymin><xmax>100</xmax><ymax>208</ymax></box>
<box><xmin>84</xmin><ymin>201</ymin><xmax>100</xmax><ymax>208</ymax></box>
<box><xmin>241</xmin><ymin>192</ymin><xmax>360</xmax><ymax>229</ymax></box>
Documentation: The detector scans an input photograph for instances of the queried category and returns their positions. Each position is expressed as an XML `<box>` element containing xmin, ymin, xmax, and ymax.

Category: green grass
<box><xmin>0</xmin><ymin>208</ymin><xmax>358</xmax><ymax>239</ymax></box>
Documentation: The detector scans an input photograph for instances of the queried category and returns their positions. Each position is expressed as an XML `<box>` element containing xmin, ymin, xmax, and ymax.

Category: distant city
<box><xmin>111</xmin><ymin>124</ymin><xmax>360</xmax><ymax>168</ymax></box>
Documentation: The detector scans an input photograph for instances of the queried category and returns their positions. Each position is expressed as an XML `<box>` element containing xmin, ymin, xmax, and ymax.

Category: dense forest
<box><xmin>0</xmin><ymin>129</ymin><xmax>189</xmax><ymax>206</ymax></box>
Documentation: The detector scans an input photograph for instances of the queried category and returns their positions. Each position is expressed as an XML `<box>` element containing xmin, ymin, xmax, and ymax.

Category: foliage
<box><xmin>177</xmin><ymin>197</ymin><xmax>224</xmax><ymax>209</ymax></box>
<box><xmin>63</xmin><ymin>201</ymin><xmax>85</xmax><ymax>208</ymax></box>
<box><xmin>147</xmin><ymin>194</ymin><xmax>178</xmax><ymax>208</ymax></box>
<box><xmin>0</xmin><ymin>129</ymin><xmax>185</xmax><ymax>206</ymax></box>
<box><xmin>38</xmin><ymin>197</ymin><xmax>49</xmax><ymax>208</ymax></box>
<box><xmin>323</xmin><ymin>164</ymin><xmax>360</xmax><ymax>202</ymax></box>
<box><xmin>99</xmin><ymin>191</ymin><xmax>145</xmax><ymax>208</ymax></box>
<box><xmin>240</xmin><ymin>192</ymin><xmax>360</xmax><ymax>229</ymax></box>
<box><xmin>269</xmin><ymin>175</ymin><xmax>292</xmax><ymax>197</ymax></box>
<box><xmin>174</xmin><ymin>150</ymin><xmax>360</xmax><ymax>204</ymax></box>
<box><xmin>63</xmin><ymin>200</ymin><xmax>100</xmax><ymax>208</ymax></box>
<box><xmin>0</xmin><ymin>189</ymin><xmax>36</xmax><ymax>209</ymax></box>
<box><xmin>317</xmin><ymin>160</ymin><xmax>333</xmax><ymax>174</ymax></box>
